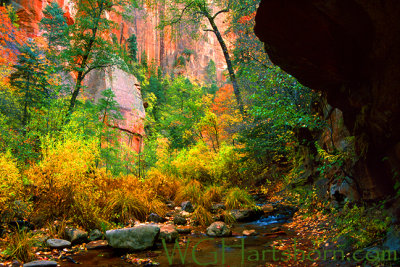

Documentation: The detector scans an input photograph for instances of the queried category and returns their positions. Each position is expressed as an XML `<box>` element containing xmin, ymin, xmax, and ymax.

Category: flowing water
<box><xmin>58</xmin><ymin>212</ymin><xmax>297</xmax><ymax>267</ymax></box>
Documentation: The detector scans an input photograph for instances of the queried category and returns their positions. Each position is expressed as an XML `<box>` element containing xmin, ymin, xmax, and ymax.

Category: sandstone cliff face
<box><xmin>10</xmin><ymin>0</ymin><xmax>230</xmax><ymax>151</ymax></box>
<box><xmin>10</xmin><ymin>0</ymin><xmax>229</xmax><ymax>83</ymax></box>
<box><xmin>10</xmin><ymin>0</ymin><xmax>145</xmax><ymax>152</ymax></box>
<box><xmin>255</xmin><ymin>0</ymin><xmax>400</xmax><ymax>199</ymax></box>
<box><xmin>122</xmin><ymin>5</ymin><xmax>229</xmax><ymax>83</ymax></box>
<box><xmin>85</xmin><ymin>68</ymin><xmax>145</xmax><ymax>153</ymax></box>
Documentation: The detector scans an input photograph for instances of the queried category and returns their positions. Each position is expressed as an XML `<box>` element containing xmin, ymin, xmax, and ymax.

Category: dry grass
<box><xmin>192</xmin><ymin>206</ymin><xmax>213</xmax><ymax>227</ymax></box>
<box><xmin>144</xmin><ymin>169</ymin><xmax>182</xmax><ymax>201</ymax></box>
<box><xmin>224</xmin><ymin>187</ymin><xmax>255</xmax><ymax>210</ymax></box>
<box><xmin>204</xmin><ymin>185</ymin><xmax>225</xmax><ymax>203</ymax></box>
<box><xmin>174</xmin><ymin>179</ymin><xmax>203</xmax><ymax>205</ymax></box>
<box><xmin>3</xmin><ymin>229</ymin><xmax>35</xmax><ymax>263</ymax></box>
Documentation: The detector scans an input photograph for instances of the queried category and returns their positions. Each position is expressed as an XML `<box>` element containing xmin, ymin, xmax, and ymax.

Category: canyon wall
<box><xmin>10</xmin><ymin>0</ymin><xmax>229</xmax><ymax>84</ymax></box>
<box><xmin>9</xmin><ymin>0</ymin><xmax>230</xmax><ymax>151</ymax></box>
<box><xmin>255</xmin><ymin>0</ymin><xmax>400</xmax><ymax>200</ymax></box>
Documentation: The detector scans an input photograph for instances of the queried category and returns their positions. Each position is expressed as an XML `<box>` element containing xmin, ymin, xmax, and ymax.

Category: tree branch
<box><xmin>212</xmin><ymin>9</ymin><xmax>229</xmax><ymax>20</ymax></box>
<box><xmin>168</xmin><ymin>1</ymin><xmax>195</xmax><ymax>25</ymax></box>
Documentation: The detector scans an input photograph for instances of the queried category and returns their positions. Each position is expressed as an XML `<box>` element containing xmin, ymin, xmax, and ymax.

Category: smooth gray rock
<box><xmin>106</xmin><ymin>225</ymin><xmax>160</xmax><ymax>250</ymax></box>
<box><xmin>206</xmin><ymin>221</ymin><xmax>231</xmax><ymax>237</ymax></box>
<box><xmin>159</xmin><ymin>225</ymin><xmax>179</xmax><ymax>243</ymax></box>
<box><xmin>23</xmin><ymin>261</ymin><xmax>57</xmax><ymax>267</ymax></box>
<box><xmin>89</xmin><ymin>229</ymin><xmax>103</xmax><ymax>241</ymax></box>
<box><xmin>65</xmin><ymin>228</ymin><xmax>88</xmax><ymax>245</ymax></box>
<box><xmin>181</xmin><ymin>201</ymin><xmax>194</xmax><ymax>213</ymax></box>
<box><xmin>46</xmin><ymin>239</ymin><xmax>71</xmax><ymax>249</ymax></box>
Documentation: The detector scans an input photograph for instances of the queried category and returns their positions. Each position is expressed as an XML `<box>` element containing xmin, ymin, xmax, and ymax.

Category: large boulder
<box><xmin>254</xmin><ymin>0</ymin><xmax>400</xmax><ymax>200</ymax></box>
<box><xmin>159</xmin><ymin>225</ymin><xmax>179</xmax><ymax>243</ymax></box>
<box><xmin>106</xmin><ymin>225</ymin><xmax>160</xmax><ymax>250</ymax></box>
<box><xmin>206</xmin><ymin>222</ymin><xmax>231</xmax><ymax>237</ymax></box>
<box><xmin>65</xmin><ymin>228</ymin><xmax>88</xmax><ymax>245</ymax></box>
<box><xmin>230</xmin><ymin>208</ymin><xmax>263</xmax><ymax>222</ymax></box>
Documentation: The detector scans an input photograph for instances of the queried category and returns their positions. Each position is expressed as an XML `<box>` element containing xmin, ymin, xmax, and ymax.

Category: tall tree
<box><xmin>65</xmin><ymin>0</ymin><xmax>133</xmax><ymax>115</ymax></box>
<box><xmin>10</xmin><ymin>42</ymin><xmax>53</xmax><ymax>128</ymax></box>
<box><xmin>127</xmin><ymin>33</ymin><xmax>138</xmax><ymax>62</ymax></box>
<box><xmin>40</xmin><ymin>2</ymin><xmax>69</xmax><ymax>51</ymax></box>
<box><xmin>157</xmin><ymin>0</ymin><xmax>245</xmax><ymax>115</ymax></box>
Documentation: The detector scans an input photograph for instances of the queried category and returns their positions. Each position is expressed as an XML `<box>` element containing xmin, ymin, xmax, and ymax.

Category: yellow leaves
<box><xmin>0</xmin><ymin>152</ymin><xmax>22</xmax><ymax>197</ymax></box>
<box><xmin>27</xmin><ymin>137</ymin><xmax>99</xmax><ymax>190</ymax></box>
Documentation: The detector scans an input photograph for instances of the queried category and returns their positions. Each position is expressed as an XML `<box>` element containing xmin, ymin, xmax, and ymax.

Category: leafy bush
<box><xmin>25</xmin><ymin>135</ymin><xmax>168</xmax><ymax>229</ymax></box>
<box><xmin>172</xmin><ymin>142</ymin><xmax>213</xmax><ymax>183</ymax></box>
<box><xmin>0</xmin><ymin>152</ymin><xmax>27</xmax><ymax>222</ymax></box>
<box><xmin>334</xmin><ymin>203</ymin><xmax>391</xmax><ymax>249</ymax></box>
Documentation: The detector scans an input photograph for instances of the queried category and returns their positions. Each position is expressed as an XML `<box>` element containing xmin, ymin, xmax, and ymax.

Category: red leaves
<box><xmin>211</xmin><ymin>84</ymin><xmax>235</xmax><ymax>115</ymax></box>
<box><xmin>237</xmin><ymin>12</ymin><xmax>256</xmax><ymax>24</ymax></box>
<box><xmin>0</xmin><ymin>6</ymin><xmax>26</xmax><ymax>78</ymax></box>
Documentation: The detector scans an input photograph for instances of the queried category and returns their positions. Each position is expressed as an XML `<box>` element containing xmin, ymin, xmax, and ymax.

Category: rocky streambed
<box><xmin>52</xmin><ymin>203</ymin><xmax>298</xmax><ymax>267</ymax></box>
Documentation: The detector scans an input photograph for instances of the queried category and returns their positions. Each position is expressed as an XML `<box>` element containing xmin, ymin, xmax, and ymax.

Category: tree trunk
<box><xmin>207</xmin><ymin>16</ymin><xmax>245</xmax><ymax>116</ymax></box>
<box><xmin>67</xmin><ymin>2</ymin><xmax>104</xmax><ymax>115</ymax></box>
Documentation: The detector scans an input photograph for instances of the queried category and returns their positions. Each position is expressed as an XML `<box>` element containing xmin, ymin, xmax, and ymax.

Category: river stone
<box><xmin>243</xmin><ymin>229</ymin><xmax>258</xmax><ymax>236</ymax></box>
<box><xmin>261</xmin><ymin>204</ymin><xmax>274</xmax><ymax>214</ymax></box>
<box><xmin>106</xmin><ymin>225</ymin><xmax>160</xmax><ymax>250</ymax></box>
<box><xmin>230</xmin><ymin>208</ymin><xmax>263</xmax><ymax>222</ymax></box>
<box><xmin>181</xmin><ymin>201</ymin><xmax>194</xmax><ymax>213</ymax></box>
<box><xmin>65</xmin><ymin>228</ymin><xmax>88</xmax><ymax>245</ymax></box>
<box><xmin>166</xmin><ymin>201</ymin><xmax>175</xmax><ymax>209</ymax></box>
<box><xmin>86</xmin><ymin>240</ymin><xmax>109</xmax><ymax>250</ymax></box>
<box><xmin>176</xmin><ymin>226</ymin><xmax>192</xmax><ymax>234</ymax></box>
<box><xmin>46</xmin><ymin>239</ymin><xmax>71</xmax><ymax>249</ymax></box>
<box><xmin>23</xmin><ymin>261</ymin><xmax>58</xmax><ymax>267</ymax></box>
<box><xmin>89</xmin><ymin>229</ymin><xmax>103</xmax><ymax>241</ymax></box>
<box><xmin>173</xmin><ymin>215</ymin><xmax>187</xmax><ymax>226</ymax></box>
<box><xmin>147</xmin><ymin>213</ymin><xmax>166</xmax><ymax>223</ymax></box>
<box><xmin>206</xmin><ymin>221</ymin><xmax>231</xmax><ymax>237</ymax></box>
<box><xmin>159</xmin><ymin>225</ymin><xmax>179</xmax><ymax>243</ymax></box>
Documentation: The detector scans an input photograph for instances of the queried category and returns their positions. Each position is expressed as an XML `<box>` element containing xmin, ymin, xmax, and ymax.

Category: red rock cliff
<box><xmin>10</xmin><ymin>0</ymin><xmax>230</xmax><ymax>83</ymax></box>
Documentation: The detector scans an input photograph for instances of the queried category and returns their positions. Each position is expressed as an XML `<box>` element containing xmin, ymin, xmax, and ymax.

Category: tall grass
<box><xmin>224</xmin><ymin>187</ymin><xmax>255</xmax><ymax>210</ymax></box>
<box><xmin>3</xmin><ymin>229</ymin><xmax>35</xmax><ymax>263</ymax></box>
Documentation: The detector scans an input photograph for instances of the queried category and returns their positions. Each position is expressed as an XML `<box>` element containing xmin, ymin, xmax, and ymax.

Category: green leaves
<box><xmin>40</xmin><ymin>2</ymin><xmax>69</xmax><ymax>50</ymax></box>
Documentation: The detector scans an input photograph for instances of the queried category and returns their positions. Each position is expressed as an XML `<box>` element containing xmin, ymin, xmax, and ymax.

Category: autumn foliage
<box><xmin>0</xmin><ymin>6</ymin><xmax>25</xmax><ymax>81</ymax></box>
